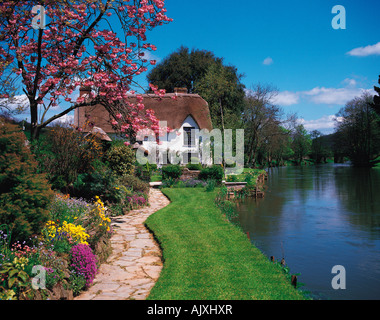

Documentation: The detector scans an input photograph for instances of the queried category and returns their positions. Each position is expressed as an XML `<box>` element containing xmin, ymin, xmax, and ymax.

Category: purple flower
<box><xmin>70</xmin><ymin>244</ymin><xmax>97</xmax><ymax>288</ymax></box>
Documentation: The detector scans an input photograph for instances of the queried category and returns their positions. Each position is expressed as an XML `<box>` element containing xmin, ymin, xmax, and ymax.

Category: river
<box><xmin>235</xmin><ymin>164</ymin><xmax>380</xmax><ymax>300</ymax></box>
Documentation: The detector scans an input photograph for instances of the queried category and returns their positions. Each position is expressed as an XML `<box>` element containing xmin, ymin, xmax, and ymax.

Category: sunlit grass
<box><xmin>145</xmin><ymin>188</ymin><xmax>306</xmax><ymax>300</ymax></box>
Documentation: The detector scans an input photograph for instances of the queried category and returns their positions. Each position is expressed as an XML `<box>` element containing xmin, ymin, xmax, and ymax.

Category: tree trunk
<box><xmin>219</xmin><ymin>98</ymin><xmax>226</xmax><ymax>179</ymax></box>
<box><xmin>30</xmin><ymin>101</ymin><xmax>40</xmax><ymax>141</ymax></box>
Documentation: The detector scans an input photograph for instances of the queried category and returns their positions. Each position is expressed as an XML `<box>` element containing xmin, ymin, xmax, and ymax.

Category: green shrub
<box><xmin>69</xmin><ymin>272</ymin><xmax>87</xmax><ymax>296</ymax></box>
<box><xmin>116</xmin><ymin>174</ymin><xmax>149</xmax><ymax>195</ymax></box>
<box><xmin>227</xmin><ymin>174</ymin><xmax>238</xmax><ymax>182</ymax></box>
<box><xmin>105</xmin><ymin>144</ymin><xmax>135</xmax><ymax>176</ymax></box>
<box><xmin>134</xmin><ymin>163</ymin><xmax>151</xmax><ymax>182</ymax></box>
<box><xmin>162</xmin><ymin>165</ymin><xmax>182</xmax><ymax>180</ymax></box>
<box><xmin>186</xmin><ymin>163</ymin><xmax>202</xmax><ymax>170</ymax></box>
<box><xmin>198</xmin><ymin>165</ymin><xmax>223</xmax><ymax>182</ymax></box>
<box><xmin>205</xmin><ymin>179</ymin><xmax>217</xmax><ymax>192</ymax></box>
<box><xmin>160</xmin><ymin>177</ymin><xmax>176</xmax><ymax>188</ymax></box>
<box><xmin>34</xmin><ymin>125</ymin><xmax>103</xmax><ymax>191</ymax></box>
<box><xmin>0</xmin><ymin>121</ymin><xmax>54</xmax><ymax>243</ymax></box>
<box><xmin>72</xmin><ymin>168</ymin><xmax>121</xmax><ymax>203</ymax></box>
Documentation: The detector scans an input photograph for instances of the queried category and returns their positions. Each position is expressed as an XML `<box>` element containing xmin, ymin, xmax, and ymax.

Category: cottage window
<box><xmin>183</xmin><ymin>127</ymin><xmax>195</xmax><ymax>147</ymax></box>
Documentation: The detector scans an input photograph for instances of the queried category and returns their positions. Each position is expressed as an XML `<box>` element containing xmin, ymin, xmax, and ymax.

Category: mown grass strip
<box><xmin>145</xmin><ymin>188</ymin><xmax>306</xmax><ymax>300</ymax></box>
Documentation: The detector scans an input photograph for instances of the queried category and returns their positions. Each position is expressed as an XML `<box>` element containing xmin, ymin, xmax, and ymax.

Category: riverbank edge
<box><xmin>144</xmin><ymin>185</ymin><xmax>307</xmax><ymax>300</ymax></box>
<box><xmin>229</xmin><ymin>170</ymin><xmax>311</xmax><ymax>298</ymax></box>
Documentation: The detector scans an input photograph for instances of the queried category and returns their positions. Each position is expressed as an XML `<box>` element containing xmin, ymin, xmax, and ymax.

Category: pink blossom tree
<box><xmin>0</xmin><ymin>0</ymin><xmax>172</xmax><ymax>140</ymax></box>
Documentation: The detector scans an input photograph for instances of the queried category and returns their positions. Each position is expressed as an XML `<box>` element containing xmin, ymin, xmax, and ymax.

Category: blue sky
<box><xmin>136</xmin><ymin>0</ymin><xmax>380</xmax><ymax>133</ymax></box>
<box><xmin>9</xmin><ymin>0</ymin><xmax>380</xmax><ymax>134</ymax></box>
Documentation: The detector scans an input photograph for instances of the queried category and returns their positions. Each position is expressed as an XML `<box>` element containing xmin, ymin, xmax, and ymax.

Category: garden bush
<box><xmin>34</xmin><ymin>125</ymin><xmax>103</xmax><ymax>191</ymax></box>
<box><xmin>135</xmin><ymin>162</ymin><xmax>157</xmax><ymax>182</ymax></box>
<box><xmin>162</xmin><ymin>164</ymin><xmax>182</xmax><ymax>180</ymax></box>
<box><xmin>72</xmin><ymin>168</ymin><xmax>122</xmax><ymax>204</ymax></box>
<box><xmin>186</xmin><ymin>163</ymin><xmax>202</xmax><ymax>170</ymax></box>
<box><xmin>104</xmin><ymin>144</ymin><xmax>135</xmax><ymax>177</ymax></box>
<box><xmin>198</xmin><ymin>165</ymin><xmax>224</xmax><ymax>182</ymax></box>
<box><xmin>0</xmin><ymin>120</ymin><xmax>54</xmax><ymax>244</ymax></box>
<box><xmin>117</xmin><ymin>174</ymin><xmax>150</xmax><ymax>195</ymax></box>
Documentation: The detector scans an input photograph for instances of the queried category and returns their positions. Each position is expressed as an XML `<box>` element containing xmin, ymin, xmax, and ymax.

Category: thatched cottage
<box><xmin>74</xmin><ymin>87</ymin><xmax>213</xmax><ymax>165</ymax></box>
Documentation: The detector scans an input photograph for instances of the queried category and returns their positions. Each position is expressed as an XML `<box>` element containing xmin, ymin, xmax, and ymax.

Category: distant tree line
<box><xmin>333</xmin><ymin>76</ymin><xmax>380</xmax><ymax>167</ymax></box>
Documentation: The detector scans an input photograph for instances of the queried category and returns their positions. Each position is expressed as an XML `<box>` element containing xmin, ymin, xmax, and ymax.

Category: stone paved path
<box><xmin>75</xmin><ymin>188</ymin><xmax>170</xmax><ymax>300</ymax></box>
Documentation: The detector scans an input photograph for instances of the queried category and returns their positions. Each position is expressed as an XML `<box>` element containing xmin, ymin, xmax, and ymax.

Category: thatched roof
<box><xmin>74</xmin><ymin>91</ymin><xmax>213</xmax><ymax>133</ymax></box>
<box><xmin>130</xmin><ymin>93</ymin><xmax>213</xmax><ymax>131</ymax></box>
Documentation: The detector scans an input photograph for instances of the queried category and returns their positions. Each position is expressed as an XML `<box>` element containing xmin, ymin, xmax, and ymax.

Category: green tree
<box><xmin>291</xmin><ymin>124</ymin><xmax>311</xmax><ymax>165</ymax></box>
<box><xmin>147</xmin><ymin>46</ymin><xmax>245</xmax><ymax>130</ymax></box>
<box><xmin>369</xmin><ymin>75</ymin><xmax>380</xmax><ymax>117</ymax></box>
<box><xmin>147</xmin><ymin>46</ymin><xmax>223</xmax><ymax>93</ymax></box>
<box><xmin>243</xmin><ymin>84</ymin><xmax>295</xmax><ymax>167</ymax></box>
<box><xmin>335</xmin><ymin>92</ymin><xmax>380</xmax><ymax>167</ymax></box>
<box><xmin>194</xmin><ymin>63</ymin><xmax>244</xmax><ymax>130</ymax></box>
<box><xmin>310</xmin><ymin>130</ymin><xmax>323</xmax><ymax>163</ymax></box>
<box><xmin>0</xmin><ymin>119</ymin><xmax>54</xmax><ymax>243</ymax></box>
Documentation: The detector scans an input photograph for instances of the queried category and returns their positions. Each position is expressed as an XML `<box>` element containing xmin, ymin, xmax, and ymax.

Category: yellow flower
<box><xmin>43</xmin><ymin>220</ymin><xmax>90</xmax><ymax>245</ymax></box>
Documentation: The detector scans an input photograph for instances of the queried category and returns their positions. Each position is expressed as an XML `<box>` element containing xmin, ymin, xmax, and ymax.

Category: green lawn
<box><xmin>145</xmin><ymin>188</ymin><xmax>306</xmax><ymax>300</ymax></box>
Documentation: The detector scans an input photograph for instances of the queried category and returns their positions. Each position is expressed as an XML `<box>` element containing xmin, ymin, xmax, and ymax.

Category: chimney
<box><xmin>174</xmin><ymin>87</ymin><xmax>188</xmax><ymax>94</ymax></box>
<box><xmin>79</xmin><ymin>85</ymin><xmax>91</xmax><ymax>97</ymax></box>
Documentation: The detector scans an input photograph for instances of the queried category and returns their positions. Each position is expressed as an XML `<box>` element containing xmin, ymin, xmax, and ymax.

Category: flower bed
<box><xmin>0</xmin><ymin>194</ymin><xmax>112</xmax><ymax>300</ymax></box>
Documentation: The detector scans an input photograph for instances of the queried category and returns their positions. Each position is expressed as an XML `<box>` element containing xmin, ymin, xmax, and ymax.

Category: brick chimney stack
<box><xmin>174</xmin><ymin>87</ymin><xmax>188</xmax><ymax>94</ymax></box>
<box><xmin>79</xmin><ymin>85</ymin><xmax>91</xmax><ymax>97</ymax></box>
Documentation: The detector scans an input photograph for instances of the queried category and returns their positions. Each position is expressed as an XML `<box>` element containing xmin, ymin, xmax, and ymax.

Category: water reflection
<box><xmin>333</xmin><ymin>167</ymin><xmax>380</xmax><ymax>238</ymax></box>
<box><xmin>236</xmin><ymin>164</ymin><xmax>380</xmax><ymax>300</ymax></box>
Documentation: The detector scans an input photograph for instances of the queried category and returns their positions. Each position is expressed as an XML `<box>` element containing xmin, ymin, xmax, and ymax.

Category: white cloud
<box><xmin>49</xmin><ymin>114</ymin><xmax>74</xmax><ymax>126</ymax></box>
<box><xmin>271</xmin><ymin>91</ymin><xmax>300</xmax><ymax>106</ymax></box>
<box><xmin>347</xmin><ymin>42</ymin><xmax>380</xmax><ymax>57</ymax></box>
<box><xmin>302</xmin><ymin>86</ymin><xmax>373</xmax><ymax>105</ymax></box>
<box><xmin>270</xmin><ymin>83</ymin><xmax>374</xmax><ymax>107</ymax></box>
<box><xmin>342</xmin><ymin>78</ymin><xmax>357</xmax><ymax>87</ymax></box>
<box><xmin>142</xmin><ymin>50</ymin><xmax>161</xmax><ymax>64</ymax></box>
<box><xmin>262</xmin><ymin>57</ymin><xmax>273</xmax><ymax>65</ymax></box>
<box><xmin>0</xmin><ymin>94</ymin><xmax>29</xmax><ymax>112</ymax></box>
<box><xmin>298</xmin><ymin>115</ymin><xmax>343</xmax><ymax>131</ymax></box>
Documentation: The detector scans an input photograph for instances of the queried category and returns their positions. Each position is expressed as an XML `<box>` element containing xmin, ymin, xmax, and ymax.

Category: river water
<box><xmin>235</xmin><ymin>164</ymin><xmax>380</xmax><ymax>300</ymax></box>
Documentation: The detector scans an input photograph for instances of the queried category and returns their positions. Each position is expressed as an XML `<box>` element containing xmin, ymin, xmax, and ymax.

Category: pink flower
<box><xmin>111</xmin><ymin>120</ymin><xmax>118</xmax><ymax>126</ymax></box>
<box><xmin>115</xmin><ymin>113</ymin><xmax>122</xmax><ymax>119</ymax></box>
<box><xmin>121</xmin><ymin>124</ymin><xmax>129</xmax><ymax>132</ymax></box>
<box><xmin>76</xmin><ymin>96</ymin><xmax>85</xmax><ymax>103</ymax></box>
<box><xmin>150</xmin><ymin>60</ymin><xmax>156</xmax><ymax>65</ymax></box>
<box><xmin>124</xmin><ymin>141</ymin><xmax>130</xmax><ymax>146</ymax></box>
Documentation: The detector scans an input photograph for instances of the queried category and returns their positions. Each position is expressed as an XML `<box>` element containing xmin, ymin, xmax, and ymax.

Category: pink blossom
<box><xmin>0</xmin><ymin>0</ymin><xmax>172</xmax><ymax>139</ymax></box>
<box><xmin>76</xmin><ymin>97</ymin><xmax>85</xmax><ymax>104</ymax></box>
